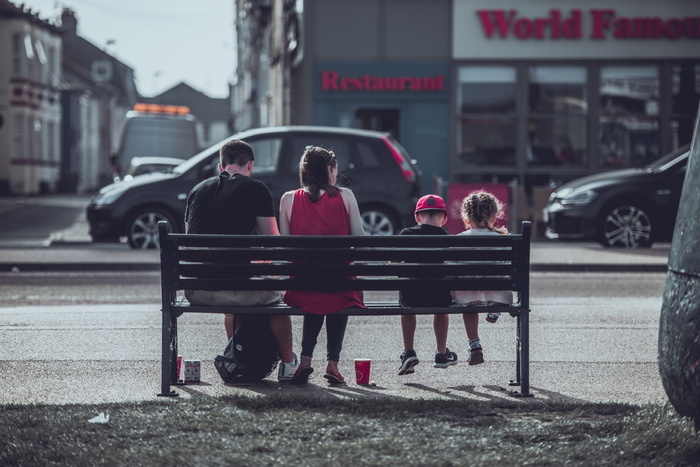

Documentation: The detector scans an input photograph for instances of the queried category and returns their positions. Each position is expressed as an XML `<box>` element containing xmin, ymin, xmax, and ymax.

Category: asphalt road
<box><xmin>0</xmin><ymin>269</ymin><xmax>668</xmax><ymax>406</ymax></box>
<box><xmin>0</xmin><ymin>195</ymin><xmax>87</xmax><ymax>246</ymax></box>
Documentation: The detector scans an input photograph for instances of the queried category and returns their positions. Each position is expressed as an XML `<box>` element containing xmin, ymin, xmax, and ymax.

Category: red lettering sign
<box><xmin>477</xmin><ymin>9</ymin><xmax>581</xmax><ymax>40</ymax></box>
<box><xmin>479</xmin><ymin>9</ymin><xmax>699</xmax><ymax>40</ymax></box>
<box><xmin>321</xmin><ymin>71</ymin><xmax>445</xmax><ymax>92</ymax></box>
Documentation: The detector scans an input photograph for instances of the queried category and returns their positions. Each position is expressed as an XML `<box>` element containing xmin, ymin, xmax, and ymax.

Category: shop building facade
<box><xmin>452</xmin><ymin>0</ymin><xmax>699</xmax><ymax>190</ymax></box>
<box><xmin>235</xmin><ymin>0</ymin><xmax>700</xmax><ymax>218</ymax></box>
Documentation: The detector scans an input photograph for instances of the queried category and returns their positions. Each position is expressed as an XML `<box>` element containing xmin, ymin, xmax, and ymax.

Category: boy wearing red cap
<box><xmin>397</xmin><ymin>194</ymin><xmax>458</xmax><ymax>375</ymax></box>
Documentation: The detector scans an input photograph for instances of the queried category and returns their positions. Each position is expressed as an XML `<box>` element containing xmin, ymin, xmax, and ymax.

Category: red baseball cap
<box><xmin>415</xmin><ymin>194</ymin><xmax>447</xmax><ymax>214</ymax></box>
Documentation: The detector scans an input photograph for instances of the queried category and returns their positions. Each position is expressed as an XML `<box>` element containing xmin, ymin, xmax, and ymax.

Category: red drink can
<box><xmin>184</xmin><ymin>360</ymin><xmax>194</xmax><ymax>382</ymax></box>
<box><xmin>191</xmin><ymin>360</ymin><xmax>201</xmax><ymax>382</ymax></box>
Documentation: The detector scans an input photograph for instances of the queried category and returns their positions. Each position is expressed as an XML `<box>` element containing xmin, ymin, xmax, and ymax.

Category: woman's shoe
<box><xmin>323</xmin><ymin>373</ymin><xmax>345</xmax><ymax>385</ymax></box>
<box><xmin>290</xmin><ymin>366</ymin><xmax>314</xmax><ymax>385</ymax></box>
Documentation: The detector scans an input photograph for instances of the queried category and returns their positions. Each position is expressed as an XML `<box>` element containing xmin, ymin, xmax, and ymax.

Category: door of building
<box><xmin>355</xmin><ymin>109</ymin><xmax>400</xmax><ymax>141</ymax></box>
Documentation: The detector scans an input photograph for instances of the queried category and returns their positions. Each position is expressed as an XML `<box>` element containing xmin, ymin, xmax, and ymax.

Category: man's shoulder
<box><xmin>189</xmin><ymin>175</ymin><xmax>219</xmax><ymax>196</ymax></box>
<box><xmin>245</xmin><ymin>175</ymin><xmax>273</xmax><ymax>191</ymax></box>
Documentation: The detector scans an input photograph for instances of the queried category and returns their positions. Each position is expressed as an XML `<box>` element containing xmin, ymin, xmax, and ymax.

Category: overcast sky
<box><xmin>18</xmin><ymin>0</ymin><xmax>235</xmax><ymax>98</ymax></box>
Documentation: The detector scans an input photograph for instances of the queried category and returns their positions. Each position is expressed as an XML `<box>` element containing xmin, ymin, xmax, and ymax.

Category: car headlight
<box><xmin>91</xmin><ymin>186</ymin><xmax>127</xmax><ymax>206</ymax></box>
<box><xmin>559</xmin><ymin>189</ymin><xmax>597</xmax><ymax>206</ymax></box>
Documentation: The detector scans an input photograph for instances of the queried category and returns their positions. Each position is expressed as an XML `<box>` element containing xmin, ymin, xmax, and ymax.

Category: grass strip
<box><xmin>2</xmin><ymin>395</ymin><xmax>699</xmax><ymax>466</ymax></box>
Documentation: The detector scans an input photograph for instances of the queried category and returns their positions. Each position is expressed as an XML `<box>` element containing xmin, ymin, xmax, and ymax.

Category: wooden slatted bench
<box><xmin>158</xmin><ymin>221</ymin><xmax>532</xmax><ymax>397</ymax></box>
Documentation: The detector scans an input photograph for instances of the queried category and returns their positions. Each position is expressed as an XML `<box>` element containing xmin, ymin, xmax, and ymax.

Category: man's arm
<box><xmin>256</xmin><ymin>216</ymin><xmax>280</xmax><ymax>236</ymax></box>
<box><xmin>278</xmin><ymin>190</ymin><xmax>293</xmax><ymax>235</ymax></box>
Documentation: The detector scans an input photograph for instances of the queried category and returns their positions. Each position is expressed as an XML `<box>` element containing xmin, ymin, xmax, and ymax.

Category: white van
<box><xmin>111</xmin><ymin>104</ymin><xmax>200</xmax><ymax>181</ymax></box>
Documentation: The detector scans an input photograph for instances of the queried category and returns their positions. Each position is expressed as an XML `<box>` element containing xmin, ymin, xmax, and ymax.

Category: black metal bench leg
<box><xmin>158</xmin><ymin>310</ymin><xmax>179</xmax><ymax>397</ymax></box>
<box><xmin>509</xmin><ymin>315</ymin><xmax>521</xmax><ymax>387</ymax></box>
<box><xmin>519</xmin><ymin>309</ymin><xmax>533</xmax><ymax>397</ymax></box>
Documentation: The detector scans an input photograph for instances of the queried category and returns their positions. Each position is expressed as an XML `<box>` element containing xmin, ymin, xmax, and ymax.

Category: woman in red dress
<box><xmin>279</xmin><ymin>146</ymin><xmax>365</xmax><ymax>384</ymax></box>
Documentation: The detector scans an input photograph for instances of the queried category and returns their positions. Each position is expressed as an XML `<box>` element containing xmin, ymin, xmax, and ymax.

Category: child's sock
<box><xmin>469</xmin><ymin>338</ymin><xmax>481</xmax><ymax>350</ymax></box>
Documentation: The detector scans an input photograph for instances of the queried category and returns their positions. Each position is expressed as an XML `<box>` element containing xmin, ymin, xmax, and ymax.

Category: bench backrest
<box><xmin>159</xmin><ymin>221</ymin><xmax>531</xmax><ymax>307</ymax></box>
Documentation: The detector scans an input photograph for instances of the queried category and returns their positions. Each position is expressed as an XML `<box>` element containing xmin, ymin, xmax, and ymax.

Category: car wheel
<box><xmin>361</xmin><ymin>207</ymin><xmax>399</xmax><ymax>236</ymax></box>
<box><xmin>598</xmin><ymin>203</ymin><xmax>654</xmax><ymax>248</ymax></box>
<box><xmin>126</xmin><ymin>208</ymin><xmax>177</xmax><ymax>249</ymax></box>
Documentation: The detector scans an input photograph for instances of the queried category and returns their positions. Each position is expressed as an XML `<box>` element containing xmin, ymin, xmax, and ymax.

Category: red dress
<box><xmin>283</xmin><ymin>189</ymin><xmax>365</xmax><ymax>314</ymax></box>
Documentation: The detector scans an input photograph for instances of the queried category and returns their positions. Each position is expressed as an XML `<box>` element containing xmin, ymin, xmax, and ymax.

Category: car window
<box><xmin>287</xmin><ymin>134</ymin><xmax>352</xmax><ymax>174</ymax></box>
<box><xmin>646</xmin><ymin>144</ymin><xmax>690</xmax><ymax>171</ymax></box>
<box><xmin>248</xmin><ymin>137</ymin><xmax>282</xmax><ymax>175</ymax></box>
<box><xmin>194</xmin><ymin>152</ymin><xmax>220</xmax><ymax>181</ymax></box>
<box><xmin>188</xmin><ymin>138</ymin><xmax>282</xmax><ymax>182</ymax></box>
<box><xmin>356</xmin><ymin>141</ymin><xmax>381</xmax><ymax>168</ymax></box>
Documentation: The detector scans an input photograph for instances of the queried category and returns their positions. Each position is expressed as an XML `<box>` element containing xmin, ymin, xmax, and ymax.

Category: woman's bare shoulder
<box><xmin>338</xmin><ymin>186</ymin><xmax>356</xmax><ymax>197</ymax></box>
<box><xmin>281</xmin><ymin>189</ymin><xmax>297</xmax><ymax>199</ymax></box>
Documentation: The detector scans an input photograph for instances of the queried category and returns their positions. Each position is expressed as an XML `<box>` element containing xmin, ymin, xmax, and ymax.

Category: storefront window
<box><xmin>458</xmin><ymin>118</ymin><xmax>516</xmax><ymax>167</ymax></box>
<box><xmin>529</xmin><ymin>66</ymin><xmax>586</xmax><ymax>114</ymax></box>
<box><xmin>671</xmin><ymin>63</ymin><xmax>700</xmax><ymax>149</ymax></box>
<box><xmin>527</xmin><ymin>67</ymin><xmax>587</xmax><ymax>168</ymax></box>
<box><xmin>457</xmin><ymin>66</ymin><xmax>516</xmax><ymax>169</ymax></box>
<box><xmin>599</xmin><ymin>66</ymin><xmax>659</xmax><ymax>168</ymax></box>
<box><xmin>458</xmin><ymin>66</ymin><xmax>516</xmax><ymax>113</ymax></box>
<box><xmin>526</xmin><ymin>117</ymin><xmax>587</xmax><ymax>167</ymax></box>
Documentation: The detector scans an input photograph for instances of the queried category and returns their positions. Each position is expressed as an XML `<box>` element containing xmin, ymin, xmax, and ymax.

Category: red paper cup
<box><xmin>354</xmin><ymin>359</ymin><xmax>371</xmax><ymax>385</ymax></box>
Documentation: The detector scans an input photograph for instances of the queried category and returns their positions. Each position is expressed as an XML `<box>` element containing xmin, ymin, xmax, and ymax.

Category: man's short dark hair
<box><xmin>220</xmin><ymin>140</ymin><xmax>254</xmax><ymax>167</ymax></box>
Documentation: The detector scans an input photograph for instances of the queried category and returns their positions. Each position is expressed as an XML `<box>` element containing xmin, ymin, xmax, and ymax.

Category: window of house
<box><xmin>599</xmin><ymin>66</ymin><xmax>659</xmax><ymax>168</ymax></box>
<box><xmin>47</xmin><ymin>122</ymin><xmax>56</xmax><ymax>162</ymax></box>
<box><xmin>12</xmin><ymin>34</ymin><xmax>22</xmax><ymax>77</ymax></box>
<box><xmin>24</xmin><ymin>35</ymin><xmax>35</xmax><ymax>81</ymax></box>
<box><xmin>527</xmin><ymin>66</ymin><xmax>587</xmax><ymax>167</ymax></box>
<box><xmin>14</xmin><ymin>116</ymin><xmax>24</xmax><ymax>159</ymax></box>
<box><xmin>47</xmin><ymin>46</ymin><xmax>57</xmax><ymax>84</ymax></box>
<box><xmin>35</xmin><ymin>40</ymin><xmax>47</xmax><ymax>82</ymax></box>
<box><xmin>29</xmin><ymin>119</ymin><xmax>37</xmax><ymax>161</ymax></box>
<box><xmin>456</xmin><ymin>66</ymin><xmax>517</xmax><ymax>170</ymax></box>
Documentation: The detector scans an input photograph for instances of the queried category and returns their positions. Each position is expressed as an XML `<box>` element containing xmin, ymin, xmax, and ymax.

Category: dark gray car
<box><xmin>87</xmin><ymin>126</ymin><xmax>421</xmax><ymax>248</ymax></box>
<box><xmin>543</xmin><ymin>145</ymin><xmax>688</xmax><ymax>248</ymax></box>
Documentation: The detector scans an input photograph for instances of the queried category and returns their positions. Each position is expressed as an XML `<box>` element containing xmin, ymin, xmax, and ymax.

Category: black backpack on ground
<box><xmin>214</xmin><ymin>315</ymin><xmax>279</xmax><ymax>383</ymax></box>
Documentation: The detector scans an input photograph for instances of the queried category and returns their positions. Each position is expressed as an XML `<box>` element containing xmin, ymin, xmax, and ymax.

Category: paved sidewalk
<box><xmin>0</xmin><ymin>296</ymin><xmax>667</xmax><ymax>406</ymax></box>
<box><xmin>0</xmin><ymin>241</ymin><xmax>671</xmax><ymax>272</ymax></box>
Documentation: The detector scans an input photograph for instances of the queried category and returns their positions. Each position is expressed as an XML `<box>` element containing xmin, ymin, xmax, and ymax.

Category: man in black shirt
<box><xmin>184</xmin><ymin>139</ymin><xmax>299</xmax><ymax>381</ymax></box>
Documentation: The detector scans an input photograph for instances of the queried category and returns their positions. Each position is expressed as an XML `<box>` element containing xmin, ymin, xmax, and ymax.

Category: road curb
<box><xmin>0</xmin><ymin>263</ymin><xmax>667</xmax><ymax>273</ymax></box>
<box><xmin>530</xmin><ymin>264</ymin><xmax>668</xmax><ymax>273</ymax></box>
<box><xmin>0</xmin><ymin>263</ymin><xmax>161</xmax><ymax>272</ymax></box>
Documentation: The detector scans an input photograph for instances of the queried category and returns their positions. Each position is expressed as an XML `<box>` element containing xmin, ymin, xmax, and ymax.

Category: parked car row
<box><xmin>89</xmin><ymin>120</ymin><xmax>690</xmax><ymax>250</ymax></box>
<box><xmin>87</xmin><ymin>126</ymin><xmax>422</xmax><ymax>248</ymax></box>
<box><xmin>544</xmin><ymin>145</ymin><xmax>689</xmax><ymax>248</ymax></box>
